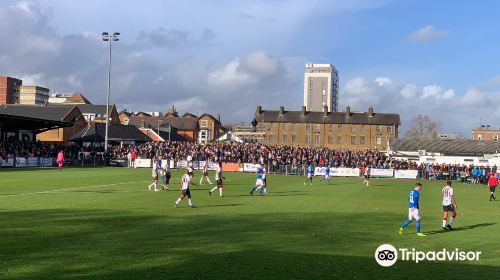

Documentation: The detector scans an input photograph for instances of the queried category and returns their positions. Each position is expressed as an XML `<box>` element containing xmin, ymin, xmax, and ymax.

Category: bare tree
<box><xmin>404</xmin><ymin>114</ymin><xmax>442</xmax><ymax>139</ymax></box>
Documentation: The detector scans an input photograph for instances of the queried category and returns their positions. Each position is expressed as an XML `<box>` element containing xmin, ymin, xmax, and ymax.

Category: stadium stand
<box><xmin>389</xmin><ymin>139</ymin><xmax>500</xmax><ymax>156</ymax></box>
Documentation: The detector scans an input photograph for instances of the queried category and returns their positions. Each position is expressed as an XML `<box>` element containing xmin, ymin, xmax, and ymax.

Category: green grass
<box><xmin>0</xmin><ymin>167</ymin><xmax>499</xmax><ymax>279</ymax></box>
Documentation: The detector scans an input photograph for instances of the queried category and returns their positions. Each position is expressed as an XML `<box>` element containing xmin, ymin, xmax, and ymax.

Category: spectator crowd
<box><xmin>2</xmin><ymin>139</ymin><xmax>498</xmax><ymax>183</ymax></box>
<box><xmin>108</xmin><ymin>141</ymin><xmax>415</xmax><ymax>169</ymax></box>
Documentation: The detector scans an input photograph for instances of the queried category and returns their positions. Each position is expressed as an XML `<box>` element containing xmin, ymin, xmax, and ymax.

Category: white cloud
<box><xmin>420</xmin><ymin>84</ymin><xmax>455</xmax><ymax>100</ymax></box>
<box><xmin>408</xmin><ymin>25</ymin><xmax>447</xmax><ymax>43</ymax></box>
<box><xmin>400</xmin><ymin>84</ymin><xmax>417</xmax><ymax>98</ymax></box>
<box><xmin>172</xmin><ymin>96</ymin><xmax>207</xmax><ymax>114</ymax></box>
<box><xmin>339</xmin><ymin>76</ymin><xmax>500</xmax><ymax>134</ymax></box>
<box><xmin>374</xmin><ymin>77</ymin><xmax>392</xmax><ymax>87</ymax></box>
<box><xmin>207</xmin><ymin>50</ymin><xmax>284</xmax><ymax>92</ymax></box>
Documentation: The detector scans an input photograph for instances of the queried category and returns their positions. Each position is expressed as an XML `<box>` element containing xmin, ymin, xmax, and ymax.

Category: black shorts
<box><xmin>216</xmin><ymin>179</ymin><xmax>223</xmax><ymax>185</ymax></box>
<box><xmin>263</xmin><ymin>178</ymin><xmax>267</xmax><ymax>185</ymax></box>
<box><xmin>443</xmin><ymin>205</ymin><xmax>455</xmax><ymax>212</ymax></box>
<box><xmin>490</xmin><ymin>186</ymin><xmax>496</xmax><ymax>193</ymax></box>
<box><xmin>203</xmin><ymin>171</ymin><xmax>209</xmax><ymax>176</ymax></box>
<box><xmin>364</xmin><ymin>175</ymin><xmax>370</xmax><ymax>179</ymax></box>
<box><xmin>182</xmin><ymin>189</ymin><xmax>191</xmax><ymax>196</ymax></box>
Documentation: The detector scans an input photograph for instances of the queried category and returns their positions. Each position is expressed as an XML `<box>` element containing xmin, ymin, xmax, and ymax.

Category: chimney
<box><xmin>279</xmin><ymin>106</ymin><xmax>284</xmax><ymax>116</ymax></box>
<box><xmin>345</xmin><ymin>106</ymin><xmax>351</xmax><ymax>121</ymax></box>
<box><xmin>368</xmin><ymin>106</ymin><xmax>374</xmax><ymax>117</ymax></box>
<box><xmin>256</xmin><ymin>105</ymin><xmax>262</xmax><ymax>115</ymax></box>
<box><xmin>301</xmin><ymin>106</ymin><xmax>307</xmax><ymax>116</ymax></box>
<box><xmin>323</xmin><ymin>105</ymin><xmax>328</xmax><ymax>117</ymax></box>
<box><xmin>217</xmin><ymin>114</ymin><xmax>221</xmax><ymax>123</ymax></box>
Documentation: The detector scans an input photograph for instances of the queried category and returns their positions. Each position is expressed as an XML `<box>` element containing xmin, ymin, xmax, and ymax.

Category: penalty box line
<box><xmin>0</xmin><ymin>180</ymin><xmax>155</xmax><ymax>198</ymax></box>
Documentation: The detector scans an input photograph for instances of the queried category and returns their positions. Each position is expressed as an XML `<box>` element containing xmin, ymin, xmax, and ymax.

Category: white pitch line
<box><xmin>0</xmin><ymin>180</ymin><xmax>150</xmax><ymax>198</ymax></box>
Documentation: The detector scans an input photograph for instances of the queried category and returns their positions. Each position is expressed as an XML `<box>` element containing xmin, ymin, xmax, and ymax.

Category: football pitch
<box><xmin>1</xmin><ymin>167</ymin><xmax>499</xmax><ymax>279</ymax></box>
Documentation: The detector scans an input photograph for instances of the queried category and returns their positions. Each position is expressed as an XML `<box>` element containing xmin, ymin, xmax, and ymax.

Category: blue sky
<box><xmin>1</xmin><ymin>0</ymin><xmax>500</xmax><ymax>135</ymax></box>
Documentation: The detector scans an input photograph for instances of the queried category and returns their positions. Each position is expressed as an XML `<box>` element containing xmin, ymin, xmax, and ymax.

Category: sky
<box><xmin>1</xmin><ymin>0</ymin><xmax>500</xmax><ymax>135</ymax></box>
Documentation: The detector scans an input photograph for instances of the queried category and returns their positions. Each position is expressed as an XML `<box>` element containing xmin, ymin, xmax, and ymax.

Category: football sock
<box><xmin>161</xmin><ymin>176</ymin><xmax>165</xmax><ymax>184</ymax></box>
<box><xmin>250</xmin><ymin>186</ymin><xmax>257</xmax><ymax>193</ymax></box>
<box><xmin>442</xmin><ymin>218</ymin><xmax>447</xmax><ymax>227</ymax></box>
<box><xmin>188</xmin><ymin>199</ymin><xmax>193</xmax><ymax>207</ymax></box>
<box><xmin>416</xmin><ymin>220</ymin><xmax>421</xmax><ymax>233</ymax></box>
<box><xmin>259</xmin><ymin>187</ymin><xmax>264</xmax><ymax>195</ymax></box>
<box><xmin>219</xmin><ymin>188</ymin><xmax>223</xmax><ymax>196</ymax></box>
<box><xmin>207</xmin><ymin>178</ymin><xmax>212</xmax><ymax>184</ymax></box>
<box><xmin>148</xmin><ymin>183</ymin><xmax>154</xmax><ymax>190</ymax></box>
<box><xmin>153</xmin><ymin>183</ymin><xmax>157</xmax><ymax>191</ymax></box>
<box><xmin>449</xmin><ymin>217</ymin><xmax>455</xmax><ymax>226</ymax></box>
<box><xmin>175</xmin><ymin>198</ymin><xmax>181</xmax><ymax>205</ymax></box>
<box><xmin>401</xmin><ymin>219</ymin><xmax>412</xmax><ymax>229</ymax></box>
<box><xmin>210</xmin><ymin>187</ymin><xmax>217</xmax><ymax>193</ymax></box>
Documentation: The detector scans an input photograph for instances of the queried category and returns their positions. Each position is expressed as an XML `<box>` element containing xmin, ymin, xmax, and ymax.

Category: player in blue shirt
<box><xmin>399</xmin><ymin>183</ymin><xmax>426</xmax><ymax>237</ymax></box>
<box><xmin>250</xmin><ymin>164</ymin><xmax>265</xmax><ymax>196</ymax></box>
<box><xmin>319</xmin><ymin>164</ymin><xmax>331</xmax><ymax>185</ymax></box>
<box><xmin>303</xmin><ymin>163</ymin><xmax>314</xmax><ymax>186</ymax></box>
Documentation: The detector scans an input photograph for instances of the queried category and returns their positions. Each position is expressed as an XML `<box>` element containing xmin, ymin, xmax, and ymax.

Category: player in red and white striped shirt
<box><xmin>442</xmin><ymin>181</ymin><xmax>458</xmax><ymax>230</ymax></box>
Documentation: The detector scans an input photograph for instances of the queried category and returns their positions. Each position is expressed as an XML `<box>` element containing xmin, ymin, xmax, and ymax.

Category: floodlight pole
<box><xmin>102</xmin><ymin>32</ymin><xmax>120</xmax><ymax>154</ymax></box>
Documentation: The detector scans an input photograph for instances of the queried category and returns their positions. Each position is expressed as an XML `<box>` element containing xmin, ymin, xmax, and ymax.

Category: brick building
<box><xmin>0</xmin><ymin>76</ymin><xmax>22</xmax><ymax>104</ymax></box>
<box><xmin>472</xmin><ymin>127</ymin><xmax>500</xmax><ymax>141</ymax></box>
<box><xmin>197</xmin><ymin>113</ymin><xmax>223</xmax><ymax>144</ymax></box>
<box><xmin>254</xmin><ymin>105</ymin><xmax>400</xmax><ymax>150</ymax></box>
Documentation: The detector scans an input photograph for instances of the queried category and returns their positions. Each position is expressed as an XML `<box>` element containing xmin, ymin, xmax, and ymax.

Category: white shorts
<box><xmin>324</xmin><ymin>175</ymin><xmax>330</xmax><ymax>179</ymax></box>
<box><xmin>307</xmin><ymin>173</ymin><xmax>313</xmax><ymax>178</ymax></box>
<box><xmin>256</xmin><ymin>179</ymin><xmax>264</xmax><ymax>186</ymax></box>
<box><xmin>408</xmin><ymin>208</ymin><xmax>420</xmax><ymax>220</ymax></box>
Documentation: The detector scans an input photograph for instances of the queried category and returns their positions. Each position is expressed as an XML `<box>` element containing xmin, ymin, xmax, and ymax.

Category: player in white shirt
<box><xmin>199</xmin><ymin>161</ymin><xmax>213</xmax><ymax>185</ymax></box>
<box><xmin>173</xmin><ymin>169</ymin><xmax>198</xmax><ymax>208</ymax></box>
<box><xmin>362</xmin><ymin>167</ymin><xmax>371</xmax><ymax>186</ymax></box>
<box><xmin>209</xmin><ymin>161</ymin><xmax>225</xmax><ymax>197</ymax></box>
<box><xmin>442</xmin><ymin>180</ymin><xmax>458</xmax><ymax>230</ymax></box>
<box><xmin>147</xmin><ymin>158</ymin><xmax>160</xmax><ymax>191</ymax></box>
<box><xmin>262</xmin><ymin>165</ymin><xmax>268</xmax><ymax>193</ymax></box>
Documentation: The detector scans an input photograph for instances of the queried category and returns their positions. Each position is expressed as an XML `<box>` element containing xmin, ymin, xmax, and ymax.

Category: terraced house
<box><xmin>254</xmin><ymin>105</ymin><xmax>400</xmax><ymax>150</ymax></box>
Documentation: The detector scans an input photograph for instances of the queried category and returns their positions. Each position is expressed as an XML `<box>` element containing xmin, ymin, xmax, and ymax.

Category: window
<box><xmin>478</xmin><ymin>134</ymin><xmax>482</xmax><ymax>140</ymax></box>
<box><xmin>337</xmin><ymin>124</ymin><xmax>343</xmax><ymax>131</ymax></box>
<box><xmin>292</xmin><ymin>123</ymin><xmax>298</xmax><ymax>131</ymax></box>
<box><xmin>337</xmin><ymin>136</ymin><xmax>343</xmax><ymax>144</ymax></box>
<box><xmin>387</xmin><ymin>126</ymin><xmax>394</xmax><ymax>133</ymax></box>
<box><xmin>494</xmin><ymin>134</ymin><xmax>499</xmax><ymax>141</ymax></box>
<box><xmin>376</xmin><ymin>136</ymin><xmax>382</xmax><ymax>145</ymax></box>
<box><xmin>360</xmin><ymin>125</ymin><xmax>366</xmax><ymax>132</ymax></box>
<box><xmin>282</xmin><ymin>134</ymin><xmax>288</xmax><ymax>143</ymax></box>
<box><xmin>351</xmin><ymin>136</ymin><xmax>356</xmax><ymax>145</ymax></box>
<box><xmin>314</xmin><ymin>134</ymin><xmax>320</xmax><ymax>144</ymax></box>
<box><xmin>351</xmin><ymin>125</ymin><xmax>356</xmax><ymax>133</ymax></box>
<box><xmin>314</xmin><ymin>124</ymin><xmax>321</xmax><ymax>131</ymax></box>
<box><xmin>328</xmin><ymin>124</ymin><xmax>334</xmax><ymax>131</ymax></box>
<box><xmin>306</xmin><ymin>123</ymin><xmax>311</xmax><ymax>131</ymax></box>
<box><xmin>376</xmin><ymin>125</ymin><xmax>382</xmax><ymax>134</ymax></box>
<box><xmin>268</xmin><ymin>134</ymin><xmax>274</xmax><ymax>142</ymax></box>
<box><xmin>291</xmin><ymin>134</ymin><xmax>297</xmax><ymax>143</ymax></box>
<box><xmin>328</xmin><ymin>136</ymin><xmax>333</xmax><ymax>144</ymax></box>
<box><xmin>283</xmin><ymin>123</ymin><xmax>288</xmax><ymax>130</ymax></box>
<box><xmin>305</xmin><ymin>134</ymin><xmax>311</xmax><ymax>144</ymax></box>
<box><xmin>360</xmin><ymin>136</ymin><xmax>366</xmax><ymax>144</ymax></box>
<box><xmin>200</xmin><ymin>120</ymin><xmax>208</xmax><ymax>128</ymax></box>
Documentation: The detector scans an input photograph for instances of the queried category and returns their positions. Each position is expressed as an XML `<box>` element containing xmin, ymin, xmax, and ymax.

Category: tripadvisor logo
<box><xmin>375</xmin><ymin>244</ymin><xmax>482</xmax><ymax>267</ymax></box>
